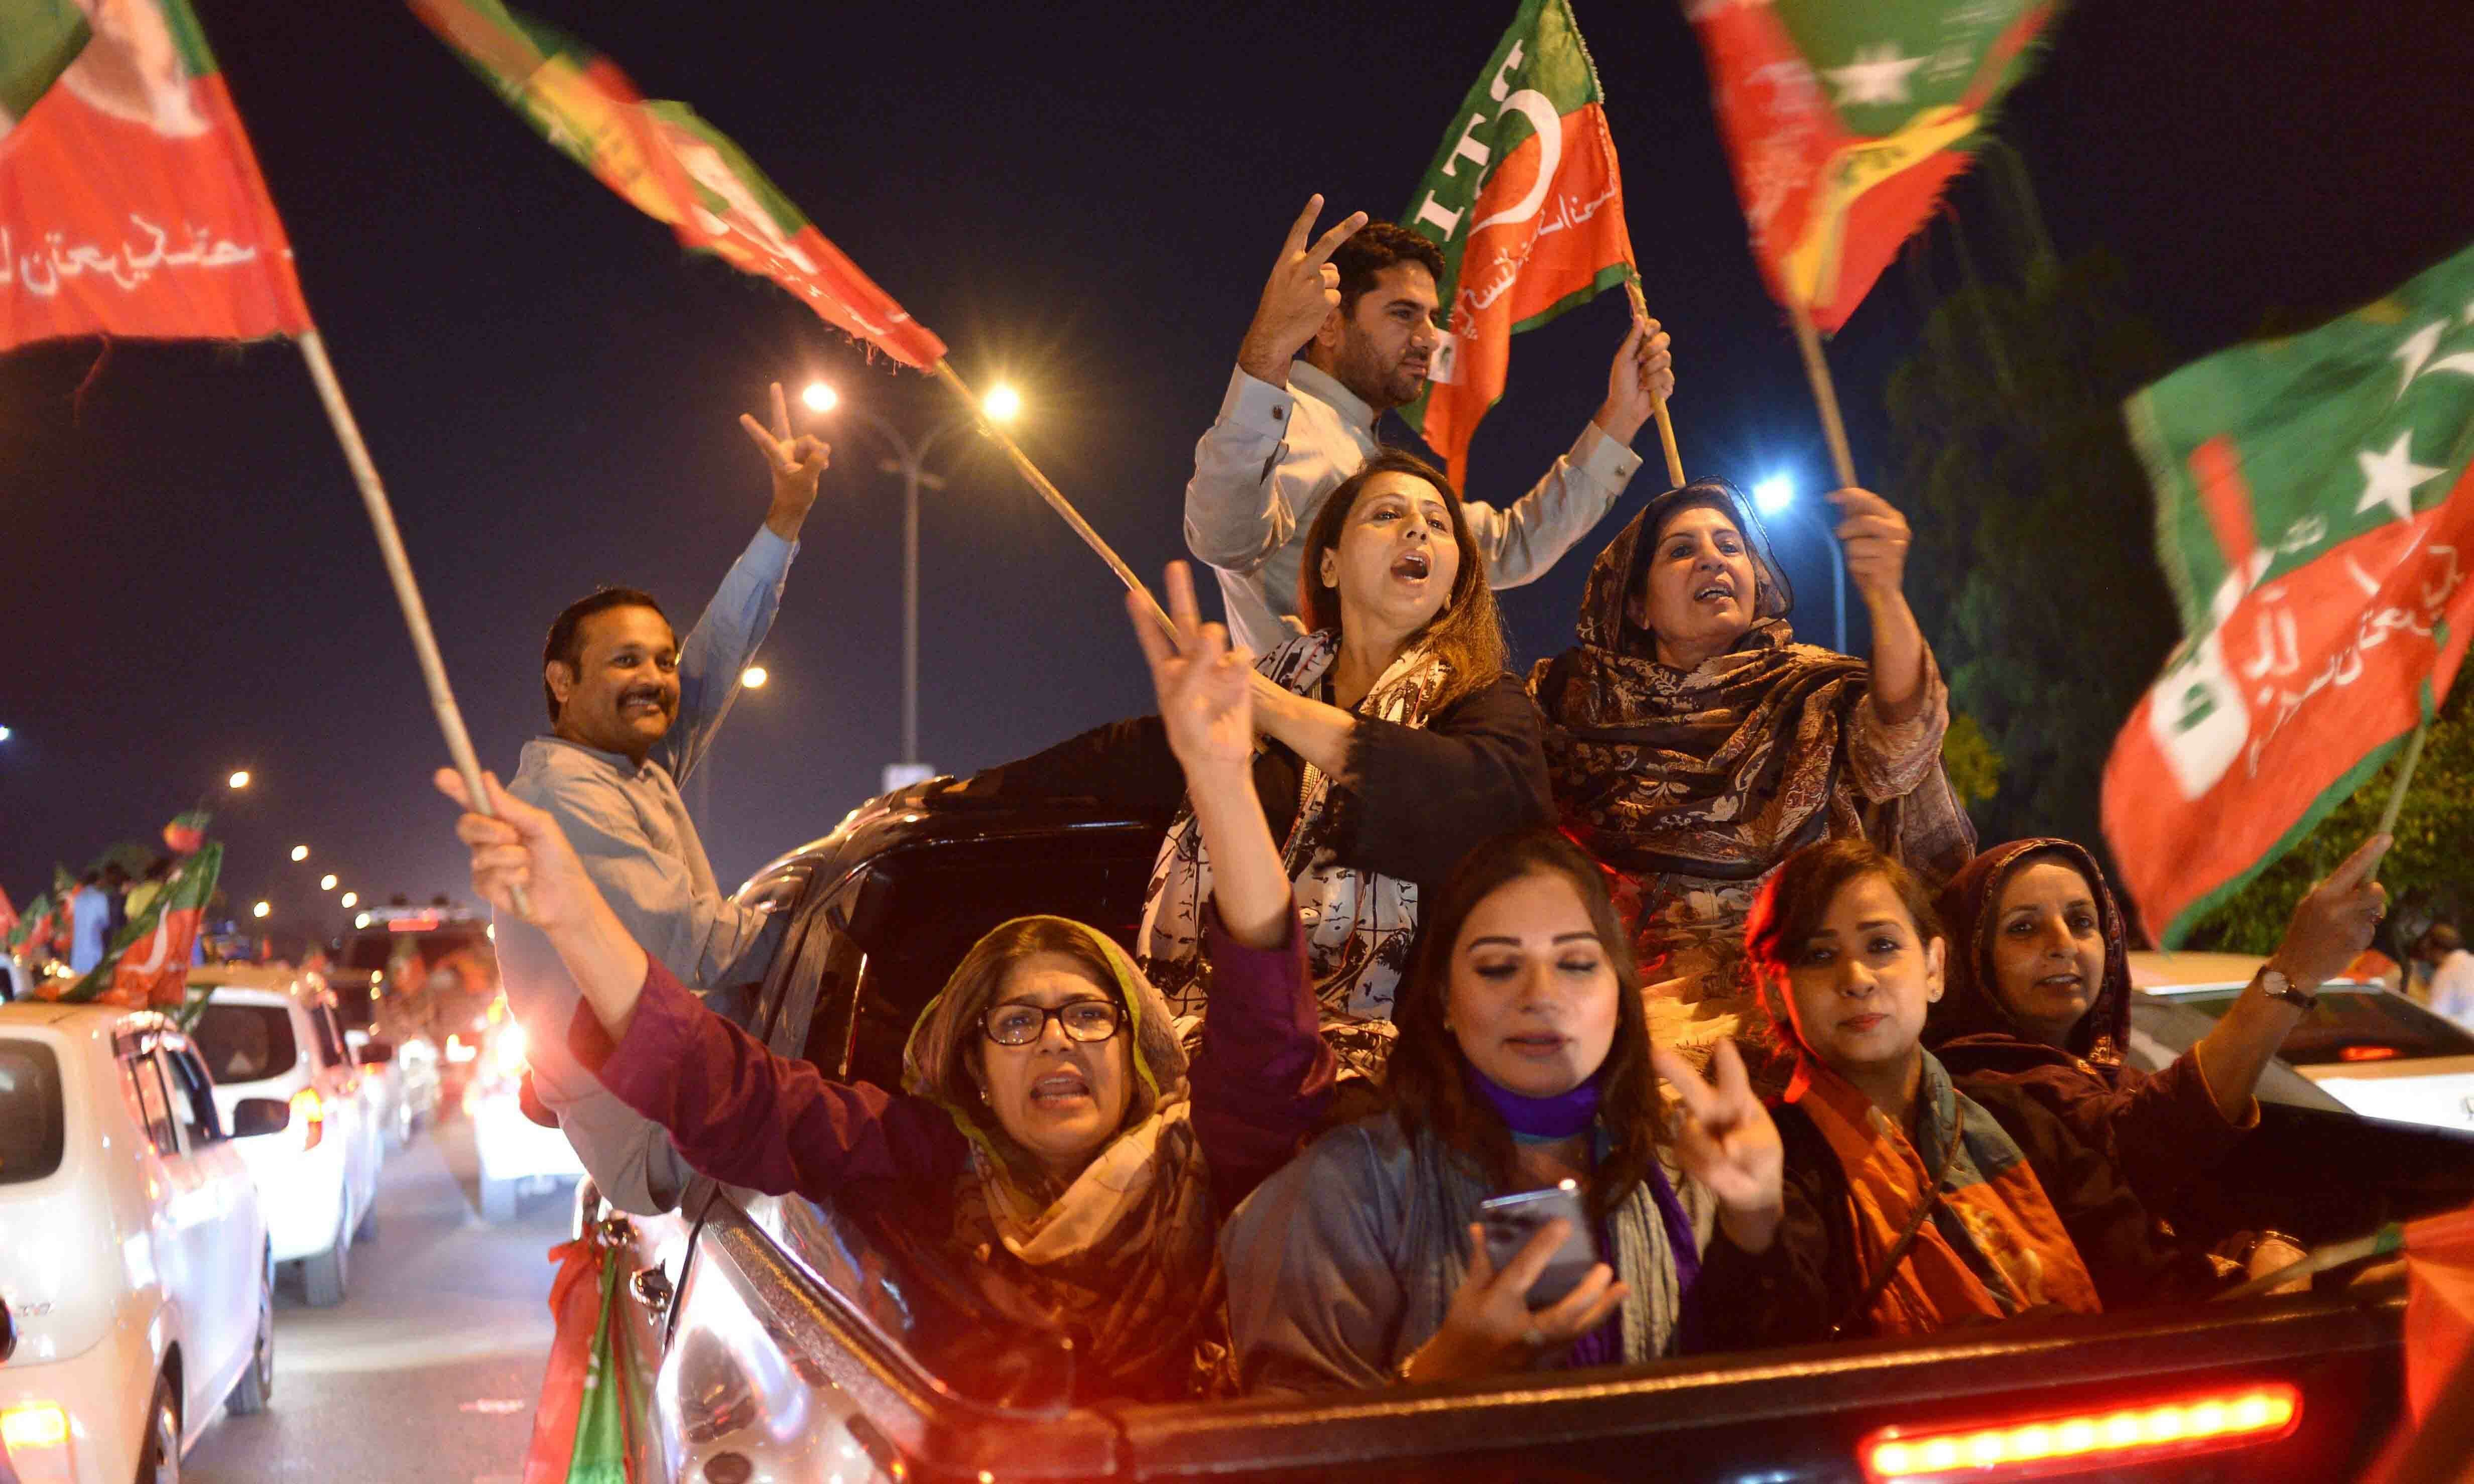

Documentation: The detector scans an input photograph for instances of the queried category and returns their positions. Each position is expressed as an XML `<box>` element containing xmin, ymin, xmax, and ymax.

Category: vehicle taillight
<box><xmin>0</xmin><ymin>1401</ymin><xmax>69</xmax><ymax>1451</ymax></box>
<box><xmin>289</xmin><ymin>1087</ymin><xmax>326</xmax><ymax>1152</ymax></box>
<box><xmin>2338</xmin><ymin>1045</ymin><xmax>2401</xmax><ymax>1061</ymax></box>
<box><xmin>1860</xmin><ymin>1382</ymin><xmax>2300</xmax><ymax>1481</ymax></box>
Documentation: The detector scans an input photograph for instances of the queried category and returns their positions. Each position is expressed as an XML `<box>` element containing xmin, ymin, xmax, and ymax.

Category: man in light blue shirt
<box><xmin>493</xmin><ymin>386</ymin><xmax>829</xmax><ymax>1214</ymax></box>
<box><xmin>68</xmin><ymin>874</ymin><xmax>110</xmax><ymax>974</ymax></box>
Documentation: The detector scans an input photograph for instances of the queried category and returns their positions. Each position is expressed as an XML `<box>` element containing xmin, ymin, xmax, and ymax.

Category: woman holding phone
<box><xmin>1220</xmin><ymin>827</ymin><xmax>1792</xmax><ymax>1394</ymax></box>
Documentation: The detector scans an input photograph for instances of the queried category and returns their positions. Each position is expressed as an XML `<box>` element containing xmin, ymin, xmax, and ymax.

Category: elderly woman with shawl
<box><xmin>1929</xmin><ymin>833</ymin><xmax>2386</xmax><ymax>1226</ymax></box>
<box><xmin>433</xmin><ymin>564</ymin><xmax>1335</xmax><ymax>1402</ymax></box>
<box><xmin>1222</xmin><ymin>827</ymin><xmax>1796</xmax><ymax>1393</ymax></box>
<box><xmin>966</xmin><ymin>449</ymin><xmax>1550</xmax><ymax>1073</ymax></box>
<box><xmin>1530</xmin><ymin>480</ymin><xmax>1973</xmax><ymax>1054</ymax></box>
<box><xmin>1734</xmin><ymin>838</ymin><xmax>2229</xmax><ymax>1342</ymax></box>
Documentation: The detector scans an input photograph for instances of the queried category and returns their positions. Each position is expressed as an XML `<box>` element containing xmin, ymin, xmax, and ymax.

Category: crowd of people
<box><xmin>439</xmin><ymin>199</ymin><xmax>2410</xmax><ymax>1404</ymax></box>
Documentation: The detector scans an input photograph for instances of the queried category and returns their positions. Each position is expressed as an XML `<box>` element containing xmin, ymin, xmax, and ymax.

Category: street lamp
<box><xmin>340</xmin><ymin>891</ymin><xmax>358</xmax><ymax>909</ymax></box>
<box><xmin>227</xmin><ymin>770</ymin><xmax>252</xmax><ymax>790</ymax></box>
<box><xmin>741</xmin><ymin>665</ymin><xmax>769</xmax><ymax>689</ymax></box>
<box><xmin>251</xmin><ymin>900</ymin><xmax>271</xmax><ymax>919</ymax></box>
<box><xmin>805</xmin><ymin>380</ymin><xmax>1024</xmax><ymax>786</ymax></box>
<box><xmin>319</xmin><ymin>874</ymin><xmax>339</xmax><ymax>892</ymax></box>
<box><xmin>1752</xmin><ymin>472</ymin><xmax>1846</xmax><ymax>653</ymax></box>
<box><xmin>290</xmin><ymin>844</ymin><xmax>310</xmax><ymax>862</ymax></box>
<box><xmin>0</xmin><ymin>725</ymin><xmax>12</xmax><ymax>743</ymax></box>
<box><xmin>355</xmin><ymin>911</ymin><xmax>373</xmax><ymax>930</ymax></box>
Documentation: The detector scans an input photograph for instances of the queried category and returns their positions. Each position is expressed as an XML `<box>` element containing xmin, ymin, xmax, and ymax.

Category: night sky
<box><xmin>7</xmin><ymin>0</ymin><xmax>2472</xmax><ymax>937</ymax></box>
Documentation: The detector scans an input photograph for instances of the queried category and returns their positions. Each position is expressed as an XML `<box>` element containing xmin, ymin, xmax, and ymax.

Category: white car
<box><xmin>2127</xmin><ymin>950</ymin><xmax>2474</xmax><ymax>1134</ymax></box>
<box><xmin>465</xmin><ymin>1017</ymin><xmax>584</xmax><ymax>1222</ymax></box>
<box><xmin>186</xmin><ymin>966</ymin><xmax>384</xmax><ymax>1306</ymax></box>
<box><xmin>0</xmin><ymin>1002</ymin><xmax>284</xmax><ymax>1484</ymax></box>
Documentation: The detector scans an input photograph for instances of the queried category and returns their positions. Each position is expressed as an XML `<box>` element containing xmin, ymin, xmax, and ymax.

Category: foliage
<box><xmin>2184</xmin><ymin>683</ymin><xmax>2474</xmax><ymax>956</ymax></box>
<box><xmin>1885</xmin><ymin>248</ymin><xmax>2180</xmax><ymax>863</ymax></box>
<box><xmin>1941</xmin><ymin>711</ymin><xmax>2005</xmax><ymax>810</ymax></box>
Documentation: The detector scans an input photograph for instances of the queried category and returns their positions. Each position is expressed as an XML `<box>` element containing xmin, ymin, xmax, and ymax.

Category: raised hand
<box><xmin>1825</xmin><ymin>487</ymin><xmax>1913</xmax><ymax>606</ymax></box>
<box><xmin>1594</xmin><ymin>316</ymin><xmax>1676</xmax><ymax>444</ymax></box>
<box><xmin>738</xmin><ymin>381</ymin><xmax>832</xmax><ymax>539</ymax></box>
<box><xmin>1651</xmin><ymin>1040</ymin><xmax>1785</xmax><ymax>1251</ymax></box>
<box><xmin>1405</xmin><ymin>1220</ymin><xmax>1629</xmax><ymax>1384</ymax></box>
<box><xmin>1129</xmin><ymin>562</ymin><xmax>1256</xmax><ymax>781</ymax></box>
<box><xmin>1236</xmin><ymin>194</ymin><xmax>1369</xmax><ymax>386</ymax></box>
<box><xmin>432</xmin><ymin>769</ymin><xmax>596</xmax><ymax>932</ymax></box>
<box><xmin>2272</xmin><ymin>833</ymin><xmax>2391</xmax><ymax>990</ymax></box>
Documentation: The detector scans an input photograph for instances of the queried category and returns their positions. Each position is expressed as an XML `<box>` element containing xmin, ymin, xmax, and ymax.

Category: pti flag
<box><xmin>53</xmin><ymin>842</ymin><xmax>219</xmax><ymax>1008</ymax></box>
<box><xmin>410</xmin><ymin>0</ymin><xmax>945</xmax><ymax>369</ymax></box>
<box><xmin>1688</xmin><ymin>0</ymin><xmax>2059</xmax><ymax>332</ymax></box>
<box><xmin>2102</xmin><ymin>241</ymin><xmax>2474</xmax><ymax>945</ymax></box>
<box><xmin>1399</xmin><ymin>0</ymin><xmax>1635</xmax><ymax>487</ymax></box>
<box><xmin>0</xmin><ymin>0</ymin><xmax>310</xmax><ymax>348</ymax></box>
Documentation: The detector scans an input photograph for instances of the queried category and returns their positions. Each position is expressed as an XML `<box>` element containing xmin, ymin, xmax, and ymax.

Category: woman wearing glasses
<box><xmin>434</xmin><ymin>564</ymin><xmax>1335</xmax><ymax>1401</ymax></box>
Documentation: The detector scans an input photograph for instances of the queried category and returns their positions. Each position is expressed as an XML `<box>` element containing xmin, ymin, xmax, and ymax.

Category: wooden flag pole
<box><xmin>2374</xmin><ymin>717</ymin><xmax>2432</xmax><ymax>842</ymax></box>
<box><xmin>1789</xmin><ymin>299</ymin><xmax>1860</xmax><ymax>490</ymax></box>
<box><xmin>926</xmin><ymin>359</ymin><xmax>1175</xmax><ymax>637</ymax></box>
<box><xmin>1622</xmin><ymin>277</ymin><xmax>1686</xmax><ymax>489</ymax></box>
<box><xmin>297</xmin><ymin>328</ymin><xmax>527</xmax><ymax>914</ymax></box>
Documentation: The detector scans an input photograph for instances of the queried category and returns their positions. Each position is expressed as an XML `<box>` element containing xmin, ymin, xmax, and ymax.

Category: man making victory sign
<box><xmin>493</xmin><ymin>384</ymin><xmax>829</xmax><ymax>1215</ymax></box>
<box><xmin>1186</xmin><ymin>195</ymin><xmax>1675</xmax><ymax>651</ymax></box>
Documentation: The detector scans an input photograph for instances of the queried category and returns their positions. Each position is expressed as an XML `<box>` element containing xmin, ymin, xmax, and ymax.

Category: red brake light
<box><xmin>1861</xmin><ymin>1382</ymin><xmax>2300</xmax><ymax>1481</ymax></box>
<box><xmin>2339</xmin><ymin>1045</ymin><xmax>2401</xmax><ymax>1061</ymax></box>
<box><xmin>289</xmin><ymin>1087</ymin><xmax>326</xmax><ymax>1152</ymax></box>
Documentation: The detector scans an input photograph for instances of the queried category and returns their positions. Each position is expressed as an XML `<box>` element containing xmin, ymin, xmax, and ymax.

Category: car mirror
<box><xmin>230</xmin><ymin>1097</ymin><xmax>293</xmax><ymax>1138</ymax></box>
<box><xmin>354</xmin><ymin>1038</ymin><xmax>398</xmax><ymax>1066</ymax></box>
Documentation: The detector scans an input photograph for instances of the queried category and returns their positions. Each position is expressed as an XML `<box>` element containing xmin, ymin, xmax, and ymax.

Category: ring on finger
<box><xmin>1521</xmin><ymin>1325</ymin><xmax>1549</xmax><ymax>1350</ymax></box>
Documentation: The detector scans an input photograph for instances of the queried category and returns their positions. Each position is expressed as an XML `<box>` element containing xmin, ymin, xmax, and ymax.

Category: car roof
<box><xmin>187</xmin><ymin>963</ymin><xmax>328</xmax><ymax>1003</ymax></box>
<box><xmin>2126</xmin><ymin>950</ymin><xmax>2266</xmax><ymax>991</ymax></box>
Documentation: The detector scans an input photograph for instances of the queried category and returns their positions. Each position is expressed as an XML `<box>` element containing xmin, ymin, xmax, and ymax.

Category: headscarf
<box><xmin>1140</xmin><ymin>629</ymin><xmax>1449</xmax><ymax>1071</ymax></box>
<box><xmin>1927</xmin><ymin>838</ymin><xmax>2133</xmax><ymax>1079</ymax></box>
<box><xmin>1531</xmin><ymin>484</ymin><xmax>1970</xmax><ymax>885</ymax></box>
<box><xmin>899</xmin><ymin>916</ymin><xmax>1221</xmax><ymax>1395</ymax></box>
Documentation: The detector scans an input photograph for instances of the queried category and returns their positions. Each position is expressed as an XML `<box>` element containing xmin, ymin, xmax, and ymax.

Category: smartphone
<box><xmin>1477</xmin><ymin>1180</ymin><xmax>1600</xmax><ymax>1308</ymax></box>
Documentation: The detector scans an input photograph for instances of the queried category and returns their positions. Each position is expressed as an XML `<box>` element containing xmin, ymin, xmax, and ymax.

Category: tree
<box><xmin>1885</xmin><ymin>246</ymin><xmax>2181</xmax><ymax>859</ymax></box>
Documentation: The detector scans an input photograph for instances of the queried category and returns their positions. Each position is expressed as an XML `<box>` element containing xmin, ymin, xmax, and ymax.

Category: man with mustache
<box><xmin>492</xmin><ymin>386</ymin><xmax>828</xmax><ymax>1215</ymax></box>
<box><xmin>1186</xmin><ymin>196</ymin><xmax>1675</xmax><ymax>652</ymax></box>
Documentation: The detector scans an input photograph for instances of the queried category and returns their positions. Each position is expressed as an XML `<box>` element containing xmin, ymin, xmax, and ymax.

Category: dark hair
<box><xmin>1622</xmin><ymin>478</ymin><xmax>1793</xmax><ymax>648</ymax></box>
<box><xmin>926</xmin><ymin>918</ymin><xmax>1168</xmax><ymax>1135</ymax></box>
<box><xmin>1386</xmin><ymin>828</ymin><xmax>1663</xmax><ymax>1222</ymax></box>
<box><xmin>1330</xmin><ymin>222</ymin><xmax>1446</xmax><ymax>318</ymax></box>
<box><xmin>1297</xmin><ymin>449</ymin><xmax>1508</xmax><ymax>712</ymax></box>
<box><xmin>1745</xmin><ymin>838</ymin><xmax>1945</xmax><ymax>1052</ymax></box>
<box><xmin>541</xmin><ymin>587</ymin><xmax>670</xmax><ymax>724</ymax></box>
<box><xmin>2423</xmin><ymin>923</ymin><xmax>2465</xmax><ymax>958</ymax></box>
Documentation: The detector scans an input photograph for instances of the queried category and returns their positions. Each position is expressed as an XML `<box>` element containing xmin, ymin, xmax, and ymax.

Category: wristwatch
<box><xmin>2259</xmin><ymin>965</ymin><xmax>2318</xmax><ymax>1012</ymax></box>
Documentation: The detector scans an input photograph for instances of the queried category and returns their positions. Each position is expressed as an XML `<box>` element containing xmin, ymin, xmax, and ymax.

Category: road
<box><xmin>185</xmin><ymin>1116</ymin><xmax>576</xmax><ymax>1484</ymax></box>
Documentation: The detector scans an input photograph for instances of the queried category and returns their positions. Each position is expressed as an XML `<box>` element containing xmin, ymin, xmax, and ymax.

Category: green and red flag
<box><xmin>1398</xmin><ymin>0</ymin><xmax>1636</xmax><ymax>487</ymax></box>
<box><xmin>0</xmin><ymin>0</ymin><xmax>309</xmax><ymax>348</ymax></box>
<box><xmin>409</xmin><ymin>0</ymin><xmax>944</xmax><ymax>369</ymax></box>
<box><xmin>50</xmin><ymin>842</ymin><xmax>219</xmax><ymax>1009</ymax></box>
<box><xmin>2102</xmin><ymin>240</ymin><xmax>2474</xmax><ymax>944</ymax></box>
<box><xmin>1687</xmin><ymin>0</ymin><xmax>2059</xmax><ymax>332</ymax></box>
<box><xmin>162</xmin><ymin>809</ymin><xmax>209</xmax><ymax>855</ymax></box>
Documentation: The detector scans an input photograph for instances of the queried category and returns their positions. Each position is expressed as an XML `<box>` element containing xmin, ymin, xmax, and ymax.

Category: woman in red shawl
<box><xmin>1926</xmin><ymin>833</ymin><xmax>2391</xmax><ymax>1216</ymax></box>
<box><xmin>1531</xmin><ymin>480</ymin><xmax>1974</xmax><ymax>1057</ymax></box>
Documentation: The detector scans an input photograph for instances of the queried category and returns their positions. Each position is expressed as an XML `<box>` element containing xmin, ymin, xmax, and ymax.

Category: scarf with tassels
<box><xmin>1786</xmin><ymin>1050</ymin><xmax>2099</xmax><ymax>1336</ymax></box>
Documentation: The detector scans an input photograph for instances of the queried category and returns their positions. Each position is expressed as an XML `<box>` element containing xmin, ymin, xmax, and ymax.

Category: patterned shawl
<box><xmin>1928</xmin><ymin>838</ymin><xmax>2134</xmax><ymax>1077</ymax></box>
<box><xmin>900</xmin><ymin>916</ymin><xmax>1223</xmax><ymax>1397</ymax></box>
<box><xmin>1531</xmin><ymin>490</ymin><xmax>1968</xmax><ymax>884</ymax></box>
<box><xmin>1140</xmin><ymin>629</ymin><xmax>1449</xmax><ymax>1072</ymax></box>
<box><xmin>1786</xmin><ymin>1050</ymin><xmax>2101</xmax><ymax>1336</ymax></box>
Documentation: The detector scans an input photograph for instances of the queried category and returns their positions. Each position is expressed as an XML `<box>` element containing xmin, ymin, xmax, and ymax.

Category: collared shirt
<box><xmin>68</xmin><ymin>887</ymin><xmax>108</xmax><ymax>974</ymax></box>
<box><xmin>494</xmin><ymin>525</ymin><xmax>797</xmax><ymax>1213</ymax></box>
<box><xmin>2429</xmin><ymin>949</ymin><xmax>2474</xmax><ymax>1031</ymax></box>
<box><xmin>1183</xmin><ymin>360</ymin><xmax>1644</xmax><ymax>652</ymax></box>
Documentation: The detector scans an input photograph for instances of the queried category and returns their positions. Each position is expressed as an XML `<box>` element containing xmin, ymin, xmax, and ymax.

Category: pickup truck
<box><xmin>589</xmin><ymin>787</ymin><xmax>2474</xmax><ymax>1483</ymax></box>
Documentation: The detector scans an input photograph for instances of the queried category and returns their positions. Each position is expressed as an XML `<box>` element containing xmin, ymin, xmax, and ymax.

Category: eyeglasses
<box><xmin>980</xmin><ymin>999</ymin><xmax>1124</xmax><ymax>1047</ymax></box>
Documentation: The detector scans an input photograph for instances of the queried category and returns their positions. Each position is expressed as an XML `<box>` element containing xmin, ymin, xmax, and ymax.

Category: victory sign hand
<box><xmin>1652</xmin><ymin>1040</ymin><xmax>1785</xmax><ymax>1251</ymax></box>
<box><xmin>1236</xmin><ymin>195</ymin><xmax>1369</xmax><ymax>385</ymax></box>
<box><xmin>1826</xmin><ymin>487</ymin><xmax>1912</xmax><ymax>606</ymax></box>
<box><xmin>1130</xmin><ymin>562</ymin><xmax>1256</xmax><ymax>782</ymax></box>
<box><xmin>2272</xmin><ymin>832</ymin><xmax>2391</xmax><ymax>990</ymax></box>
<box><xmin>739</xmin><ymin>381</ymin><xmax>831</xmax><ymax>539</ymax></box>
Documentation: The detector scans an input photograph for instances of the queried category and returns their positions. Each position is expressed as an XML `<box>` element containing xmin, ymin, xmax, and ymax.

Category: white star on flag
<box><xmin>1824</xmin><ymin>43</ymin><xmax>1927</xmax><ymax>106</ymax></box>
<box><xmin>2355</xmin><ymin>428</ymin><xmax>2448</xmax><ymax>523</ymax></box>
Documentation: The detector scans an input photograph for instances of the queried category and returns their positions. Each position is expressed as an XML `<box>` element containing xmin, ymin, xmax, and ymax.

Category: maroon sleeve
<box><xmin>571</xmin><ymin>955</ymin><xmax>969</xmax><ymax>1201</ymax></box>
<box><xmin>2097</xmin><ymin>1057</ymin><xmax>2254</xmax><ymax>1212</ymax></box>
<box><xmin>1186</xmin><ymin>905</ymin><xmax>1335</xmax><ymax>1216</ymax></box>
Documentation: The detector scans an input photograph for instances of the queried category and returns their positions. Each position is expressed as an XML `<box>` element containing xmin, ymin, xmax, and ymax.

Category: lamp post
<box><xmin>1753</xmin><ymin>474</ymin><xmax>1846</xmax><ymax>654</ymax></box>
<box><xmin>801</xmin><ymin>379</ymin><xmax>1022</xmax><ymax>787</ymax></box>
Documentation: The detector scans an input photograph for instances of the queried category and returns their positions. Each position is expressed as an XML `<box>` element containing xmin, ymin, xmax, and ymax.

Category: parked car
<box><xmin>326</xmin><ymin>965</ymin><xmax>440</xmax><ymax>1151</ymax></box>
<box><xmin>186</xmin><ymin>965</ymin><xmax>384</xmax><ymax>1307</ymax></box>
<box><xmin>465</xmin><ymin>1005</ymin><xmax>586</xmax><ymax>1222</ymax></box>
<box><xmin>572</xmin><ymin>789</ymin><xmax>2474</xmax><ymax>1483</ymax></box>
<box><xmin>0</xmin><ymin>1001</ymin><xmax>285</xmax><ymax>1483</ymax></box>
<box><xmin>338</xmin><ymin>908</ymin><xmax>497</xmax><ymax>1112</ymax></box>
<box><xmin>2127</xmin><ymin>950</ymin><xmax>2474</xmax><ymax>1135</ymax></box>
